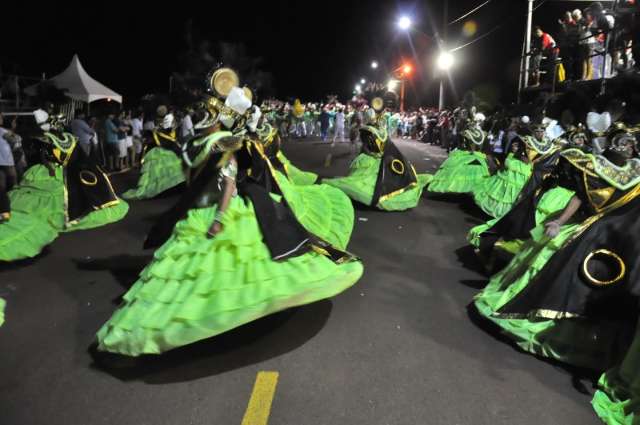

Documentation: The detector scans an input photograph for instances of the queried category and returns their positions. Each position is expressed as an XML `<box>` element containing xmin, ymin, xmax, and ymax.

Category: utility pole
<box><xmin>523</xmin><ymin>0</ymin><xmax>534</xmax><ymax>91</ymax></box>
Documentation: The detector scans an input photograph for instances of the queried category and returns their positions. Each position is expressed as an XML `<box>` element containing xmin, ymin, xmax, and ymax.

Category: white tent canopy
<box><xmin>26</xmin><ymin>54</ymin><xmax>122</xmax><ymax>104</ymax></box>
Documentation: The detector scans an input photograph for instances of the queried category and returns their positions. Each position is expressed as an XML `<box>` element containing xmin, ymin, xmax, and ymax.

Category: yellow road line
<box><xmin>241</xmin><ymin>371</ymin><xmax>279</xmax><ymax>425</ymax></box>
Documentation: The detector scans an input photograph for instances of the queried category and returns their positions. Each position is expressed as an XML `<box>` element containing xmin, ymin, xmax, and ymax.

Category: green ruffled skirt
<box><xmin>122</xmin><ymin>147</ymin><xmax>186</xmax><ymax>200</ymax></box>
<box><xmin>274</xmin><ymin>170</ymin><xmax>354</xmax><ymax>250</ymax></box>
<box><xmin>592</xmin><ymin>324</ymin><xmax>640</xmax><ymax>425</ymax></box>
<box><xmin>428</xmin><ymin>150</ymin><xmax>490</xmax><ymax>194</ymax></box>
<box><xmin>472</xmin><ymin>156</ymin><xmax>532</xmax><ymax>218</ymax></box>
<box><xmin>468</xmin><ymin>186</ymin><xmax>575</xmax><ymax>251</ymax></box>
<box><xmin>277</xmin><ymin>152</ymin><xmax>318</xmax><ymax>186</ymax></box>
<box><xmin>0</xmin><ymin>164</ymin><xmax>129</xmax><ymax>262</ymax></box>
<box><xmin>324</xmin><ymin>153</ymin><xmax>432</xmax><ymax>211</ymax></box>
<box><xmin>474</xmin><ymin>222</ymin><xmax>625</xmax><ymax>370</ymax></box>
<box><xmin>96</xmin><ymin>196</ymin><xmax>364</xmax><ymax>356</ymax></box>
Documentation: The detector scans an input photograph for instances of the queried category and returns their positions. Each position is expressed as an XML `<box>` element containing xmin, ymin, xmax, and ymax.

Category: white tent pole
<box><xmin>523</xmin><ymin>0</ymin><xmax>534</xmax><ymax>90</ymax></box>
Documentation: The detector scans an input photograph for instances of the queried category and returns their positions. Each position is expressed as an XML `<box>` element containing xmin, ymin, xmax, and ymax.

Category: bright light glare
<box><xmin>387</xmin><ymin>80</ymin><xmax>398</xmax><ymax>91</ymax></box>
<box><xmin>437</xmin><ymin>51</ymin><xmax>454</xmax><ymax>71</ymax></box>
<box><xmin>403</xmin><ymin>64</ymin><xmax>412</xmax><ymax>75</ymax></box>
<box><xmin>398</xmin><ymin>16</ymin><xmax>412</xmax><ymax>30</ymax></box>
<box><xmin>371</xmin><ymin>61</ymin><xmax>378</xmax><ymax>69</ymax></box>
<box><xmin>355</xmin><ymin>84</ymin><xmax>362</xmax><ymax>92</ymax></box>
<box><xmin>360</xmin><ymin>78</ymin><xmax>366</xmax><ymax>84</ymax></box>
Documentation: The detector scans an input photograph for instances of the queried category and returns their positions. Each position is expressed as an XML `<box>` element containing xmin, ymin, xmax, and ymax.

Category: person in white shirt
<box><xmin>0</xmin><ymin>114</ymin><xmax>17</xmax><ymax>222</ymax></box>
<box><xmin>331</xmin><ymin>107</ymin><xmax>346</xmax><ymax>145</ymax></box>
<box><xmin>180</xmin><ymin>110</ymin><xmax>194</xmax><ymax>141</ymax></box>
<box><xmin>131</xmin><ymin>111</ymin><xmax>144</xmax><ymax>167</ymax></box>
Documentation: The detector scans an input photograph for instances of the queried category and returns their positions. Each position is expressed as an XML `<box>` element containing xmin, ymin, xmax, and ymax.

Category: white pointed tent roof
<box><xmin>26</xmin><ymin>54</ymin><xmax>122</xmax><ymax>103</ymax></box>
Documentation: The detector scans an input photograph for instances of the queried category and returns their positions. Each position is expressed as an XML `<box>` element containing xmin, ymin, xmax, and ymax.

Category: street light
<box><xmin>397</xmin><ymin>16</ymin><xmax>412</xmax><ymax>30</ymax></box>
<box><xmin>371</xmin><ymin>61</ymin><xmax>378</xmax><ymax>69</ymax></box>
<box><xmin>387</xmin><ymin>79</ymin><xmax>398</xmax><ymax>91</ymax></box>
<box><xmin>436</xmin><ymin>51</ymin><xmax>454</xmax><ymax>71</ymax></box>
<box><xmin>402</xmin><ymin>64</ymin><xmax>413</xmax><ymax>75</ymax></box>
<box><xmin>355</xmin><ymin>84</ymin><xmax>362</xmax><ymax>93</ymax></box>
<box><xmin>360</xmin><ymin>78</ymin><xmax>366</xmax><ymax>85</ymax></box>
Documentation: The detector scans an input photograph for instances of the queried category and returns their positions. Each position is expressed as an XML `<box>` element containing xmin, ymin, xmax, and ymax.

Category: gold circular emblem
<box><xmin>390</xmin><ymin>159</ymin><xmax>405</xmax><ymax>175</ymax></box>
<box><xmin>582</xmin><ymin>249</ymin><xmax>625</xmax><ymax>286</ymax></box>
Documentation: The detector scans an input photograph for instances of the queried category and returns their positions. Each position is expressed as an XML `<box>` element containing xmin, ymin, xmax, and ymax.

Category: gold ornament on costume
<box><xmin>581</xmin><ymin>249</ymin><xmax>626</xmax><ymax>286</ymax></box>
<box><xmin>372</xmin><ymin>97</ymin><xmax>384</xmax><ymax>112</ymax></box>
<box><xmin>243</xmin><ymin>87</ymin><xmax>253</xmax><ymax>102</ymax></box>
<box><xmin>79</xmin><ymin>170</ymin><xmax>98</xmax><ymax>186</ymax></box>
<box><xmin>209</xmin><ymin>68</ymin><xmax>240</xmax><ymax>98</ymax></box>
<box><xmin>390</xmin><ymin>159</ymin><xmax>405</xmax><ymax>175</ymax></box>
<box><xmin>293</xmin><ymin>99</ymin><xmax>305</xmax><ymax>118</ymax></box>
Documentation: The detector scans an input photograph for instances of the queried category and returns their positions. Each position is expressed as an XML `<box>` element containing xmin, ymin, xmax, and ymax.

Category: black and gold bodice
<box><xmin>38</xmin><ymin>130</ymin><xmax>78</xmax><ymax>166</ymax></box>
<box><xmin>461</xmin><ymin>127</ymin><xmax>487</xmax><ymax>152</ymax></box>
<box><xmin>559</xmin><ymin>148</ymin><xmax>640</xmax><ymax>216</ymax></box>
<box><xmin>497</xmin><ymin>149</ymin><xmax>640</xmax><ymax>321</ymax></box>
<box><xmin>523</xmin><ymin>135</ymin><xmax>561</xmax><ymax>167</ymax></box>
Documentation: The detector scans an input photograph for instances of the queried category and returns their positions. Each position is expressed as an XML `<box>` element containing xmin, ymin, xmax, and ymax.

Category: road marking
<box><xmin>324</xmin><ymin>153</ymin><xmax>333</xmax><ymax>167</ymax></box>
<box><xmin>241</xmin><ymin>371</ymin><xmax>279</xmax><ymax>425</ymax></box>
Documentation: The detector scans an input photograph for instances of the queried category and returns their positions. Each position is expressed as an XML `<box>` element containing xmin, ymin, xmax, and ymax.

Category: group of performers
<box><xmin>1</xmin><ymin>65</ymin><xmax>639</xmax><ymax>424</ymax></box>
<box><xmin>429</xmin><ymin>98</ymin><xmax>640</xmax><ymax>425</ymax></box>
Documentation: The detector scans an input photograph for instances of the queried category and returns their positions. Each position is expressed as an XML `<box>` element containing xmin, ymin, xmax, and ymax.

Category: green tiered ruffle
<box><xmin>468</xmin><ymin>186</ymin><xmax>575</xmax><ymax>251</ymax></box>
<box><xmin>274</xmin><ymin>170</ymin><xmax>354</xmax><ymax>250</ymax></box>
<box><xmin>277</xmin><ymin>152</ymin><xmax>318</xmax><ymax>185</ymax></box>
<box><xmin>428</xmin><ymin>150</ymin><xmax>490</xmax><ymax>194</ymax></box>
<box><xmin>324</xmin><ymin>153</ymin><xmax>431</xmax><ymax>211</ymax></box>
<box><xmin>0</xmin><ymin>164</ymin><xmax>128</xmax><ymax>262</ymax></box>
<box><xmin>473</xmin><ymin>155</ymin><xmax>532</xmax><ymax>218</ymax></box>
<box><xmin>96</xmin><ymin>196</ymin><xmax>363</xmax><ymax>356</ymax></box>
<box><xmin>592</xmin><ymin>327</ymin><xmax>640</xmax><ymax>425</ymax></box>
<box><xmin>122</xmin><ymin>147</ymin><xmax>186</xmax><ymax>200</ymax></box>
<box><xmin>474</xmin><ymin>222</ymin><xmax>624</xmax><ymax>370</ymax></box>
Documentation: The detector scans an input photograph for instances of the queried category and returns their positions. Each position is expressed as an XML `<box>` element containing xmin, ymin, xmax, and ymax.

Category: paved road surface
<box><xmin>0</xmin><ymin>138</ymin><xmax>601</xmax><ymax>425</ymax></box>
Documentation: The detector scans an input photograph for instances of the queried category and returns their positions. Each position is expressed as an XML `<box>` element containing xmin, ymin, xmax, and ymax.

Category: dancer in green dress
<box><xmin>472</xmin><ymin>135</ymin><xmax>532</xmax><ymax>218</ymax></box>
<box><xmin>474</xmin><ymin>125</ymin><xmax>640</xmax><ymax>373</ymax></box>
<box><xmin>468</xmin><ymin>121</ymin><xmax>570</xmax><ymax>257</ymax></box>
<box><xmin>0</xmin><ymin>109</ymin><xmax>128</xmax><ymax>262</ymax></box>
<box><xmin>427</xmin><ymin>112</ymin><xmax>492</xmax><ymax>194</ymax></box>
<box><xmin>122</xmin><ymin>107</ymin><xmax>186</xmax><ymax>200</ymax></box>
<box><xmin>324</xmin><ymin>101</ymin><xmax>431</xmax><ymax>211</ymax></box>
<box><xmin>97</xmin><ymin>73</ymin><xmax>362</xmax><ymax>356</ymax></box>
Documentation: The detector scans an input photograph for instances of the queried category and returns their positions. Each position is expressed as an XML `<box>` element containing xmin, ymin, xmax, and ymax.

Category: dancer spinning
<box><xmin>0</xmin><ymin>110</ymin><xmax>128</xmax><ymax>262</ymax></box>
<box><xmin>474</xmin><ymin>122</ymin><xmax>640</xmax><ymax>373</ymax></box>
<box><xmin>468</xmin><ymin>119</ymin><xmax>570</xmax><ymax>258</ymax></box>
<box><xmin>427</xmin><ymin>110</ymin><xmax>492</xmax><ymax>195</ymax></box>
<box><xmin>96</xmin><ymin>68</ymin><xmax>363</xmax><ymax>356</ymax></box>
<box><xmin>324</xmin><ymin>97</ymin><xmax>431</xmax><ymax>211</ymax></box>
<box><xmin>122</xmin><ymin>106</ymin><xmax>186</xmax><ymax>200</ymax></box>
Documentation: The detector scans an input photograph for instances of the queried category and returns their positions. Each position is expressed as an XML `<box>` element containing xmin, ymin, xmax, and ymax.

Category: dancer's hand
<box><xmin>544</xmin><ymin>221</ymin><xmax>561</xmax><ymax>238</ymax></box>
<box><xmin>207</xmin><ymin>222</ymin><xmax>223</xmax><ymax>239</ymax></box>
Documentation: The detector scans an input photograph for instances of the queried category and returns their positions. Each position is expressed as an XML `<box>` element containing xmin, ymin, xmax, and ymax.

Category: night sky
<box><xmin>2</xmin><ymin>1</ymin><xmax>583</xmax><ymax>107</ymax></box>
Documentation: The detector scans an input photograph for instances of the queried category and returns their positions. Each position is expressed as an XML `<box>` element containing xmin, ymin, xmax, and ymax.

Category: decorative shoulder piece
<box><xmin>182</xmin><ymin>131</ymin><xmax>239</xmax><ymax>169</ymax></box>
<box><xmin>562</xmin><ymin>148</ymin><xmax>640</xmax><ymax>190</ymax></box>
<box><xmin>522</xmin><ymin>135</ymin><xmax>557</xmax><ymax>155</ymax></box>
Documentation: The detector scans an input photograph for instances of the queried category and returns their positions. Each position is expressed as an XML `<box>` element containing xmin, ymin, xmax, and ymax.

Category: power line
<box><xmin>448</xmin><ymin>0</ymin><xmax>493</xmax><ymax>25</ymax></box>
<box><xmin>449</xmin><ymin>0</ymin><xmax>549</xmax><ymax>53</ymax></box>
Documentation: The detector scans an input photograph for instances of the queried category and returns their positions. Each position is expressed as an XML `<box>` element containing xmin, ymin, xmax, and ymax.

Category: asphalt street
<box><xmin>0</xmin><ymin>138</ymin><xmax>602</xmax><ymax>425</ymax></box>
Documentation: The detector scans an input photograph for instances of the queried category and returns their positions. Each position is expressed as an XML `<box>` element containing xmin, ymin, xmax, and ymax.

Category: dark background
<box><xmin>1</xmin><ymin>1</ymin><xmax>596</xmax><ymax>107</ymax></box>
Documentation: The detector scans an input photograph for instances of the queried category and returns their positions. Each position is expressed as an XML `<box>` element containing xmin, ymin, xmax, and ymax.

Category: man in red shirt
<box><xmin>532</xmin><ymin>26</ymin><xmax>558</xmax><ymax>86</ymax></box>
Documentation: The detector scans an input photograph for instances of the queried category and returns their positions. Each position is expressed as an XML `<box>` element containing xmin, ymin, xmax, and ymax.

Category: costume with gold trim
<box><xmin>122</xmin><ymin>115</ymin><xmax>187</xmax><ymax>200</ymax></box>
<box><xmin>467</xmin><ymin>135</ymin><xmax>569</xmax><ymax>253</ymax></box>
<box><xmin>427</xmin><ymin>119</ymin><xmax>492</xmax><ymax>195</ymax></box>
<box><xmin>0</xmin><ymin>127</ymin><xmax>128</xmax><ymax>262</ymax></box>
<box><xmin>97</xmin><ymin>128</ymin><xmax>363</xmax><ymax>356</ymax></box>
<box><xmin>324</xmin><ymin>119</ymin><xmax>431</xmax><ymax>211</ymax></box>
<box><xmin>473</xmin><ymin>148</ymin><xmax>640</xmax><ymax>372</ymax></box>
